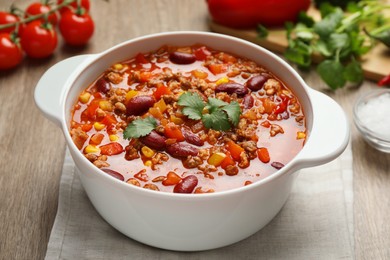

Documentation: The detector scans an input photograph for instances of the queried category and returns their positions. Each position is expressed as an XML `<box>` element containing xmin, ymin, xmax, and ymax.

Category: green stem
<box><xmin>0</xmin><ymin>0</ymin><xmax>77</xmax><ymax>30</ymax></box>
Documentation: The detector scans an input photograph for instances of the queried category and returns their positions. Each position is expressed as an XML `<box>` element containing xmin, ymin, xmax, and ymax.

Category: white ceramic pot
<box><xmin>34</xmin><ymin>31</ymin><xmax>349</xmax><ymax>251</ymax></box>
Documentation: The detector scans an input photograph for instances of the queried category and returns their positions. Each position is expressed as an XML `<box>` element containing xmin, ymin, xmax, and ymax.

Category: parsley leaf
<box><xmin>123</xmin><ymin>116</ymin><xmax>157</xmax><ymax>139</ymax></box>
<box><xmin>178</xmin><ymin>92</ymin><xmax>205</xmax><ymax>120</ymax></box>
<box><xmin>317</xmin><ymin>60</ymin><xmax>346</xmax><ymax>89</ymax></box>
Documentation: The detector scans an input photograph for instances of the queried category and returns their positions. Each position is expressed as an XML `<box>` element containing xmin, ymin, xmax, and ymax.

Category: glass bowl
<box><xmin>353</xmin><ymin>89</ymin><xmax>390</xmax><ymax>153</ymax></box>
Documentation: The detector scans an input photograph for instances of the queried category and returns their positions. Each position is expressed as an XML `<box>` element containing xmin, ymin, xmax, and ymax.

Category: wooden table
<box><xmin>0</xmin><ymin>1</ymin><xmax>389</xmax><ymax>259</ymax></box>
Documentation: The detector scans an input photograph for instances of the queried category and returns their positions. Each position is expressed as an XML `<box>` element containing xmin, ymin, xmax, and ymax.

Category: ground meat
<box><xmin>106</xmin><ymin>72</ymin><xmax>123</xmax><ymax>84</ymax></box>
<box><xmin>263</xmin><ymin>78</ymin><xmax>281</xmax><ymax>96</ymax></box>
<box><xmin>70</xmin><ymin>127</ymin><xmax>88</xmax><ymax>150</ymax></box>
<box><xmin>85</xmin><ymin>153</ymin><xmax>97</xmax><ymax>162</ymax></box>
<box><xmin>183</xmin><ymin>156</ymin><xmax>203</xmax><ymax>168</ymax></box>
<box><xmin>114</xmin><ymin>102</ymin><xmax>126</xmax><ymax>113</ymax></box>
<box><xmin>125</xmin><ymin>145</ymin><xmax>140</xmax><ymax>160</ymax></box>
<box><xmin>143</xmin><ymin>183</ymin><xmax>159</xmax><ymax>191</ymax></box>
<box><xmin>270</xmin><ymin>124</ymin><xmax>284</xmax><ymax>137</ymax></box>
<box><xmin>241</xmin><ymin>141</ymin><xmax>257</xmax><ymax>152</ymax></box>
<box><xmin>127</xmin><ymin>178</ymin><xmax>140</xmax><ymax>186</ymax></box>
<box><xmin>225</xmin><ymin>165</ymin><xmax>239</xmax><ymax>176</ymax></box>
<box><xmin>93</xmin><ymin>159</ymin><xmax>110</xmax><ymax>168</ymax></box>
<box><xmin>238</xmin><ymin>152</ymin><xmax>250</xmax><ymax>168</ymax></box>
<box><xmin>207</xmin><ymin>129</ymin><xmax>222</xmax><ymax>145</ymax></box>
<box><xmin>151</xmin><ymin>152</ymin><xmax>169</xmax><ymax>169</ymax></box>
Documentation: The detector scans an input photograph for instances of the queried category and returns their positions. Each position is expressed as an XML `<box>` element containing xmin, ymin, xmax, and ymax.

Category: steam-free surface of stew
<box><xmin>70</xmin><ymin>44</ymin><xmax>306</xmax><ymax>193</ymax></box>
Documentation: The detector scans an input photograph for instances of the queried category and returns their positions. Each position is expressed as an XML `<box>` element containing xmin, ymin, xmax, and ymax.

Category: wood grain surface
<box><xmin>0</xmin><ymin>1</ymin><xmax>389</xmax><ymax>259</ymax></box>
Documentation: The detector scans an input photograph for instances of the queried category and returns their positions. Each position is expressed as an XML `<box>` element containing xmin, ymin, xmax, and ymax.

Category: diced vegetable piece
<box><xmin>100</xmin><ymin>114</ymin><xmax>117</xmax><ymax>126</ymax></box>
<box><xmin>100</xmin><ymin>142</ymin><xmax>123</xmax><ymax>155</ymax></box>
<box><xmin>162</xmin><ymin>171</ymin><xmax>182</xmax><ymax>186</ymax></box>
<box><xmin>220</xmin><ymin>151</ymin><xmax>235</xmax><ymax>169</ymax></box>
<box><xmin>99</xmin><ymin>100</ymin><xmax>113</xmax><ymax>111</ymax></box>
<box><xmin>144</xmin><ymin>160</ymin><xmax>152</xmax><ymax>167</ymax></box>
<box><xmin>191</xmin><ymin>69</ymin><xmax>208</xmax><ymax>79</ymax></box>
<box><xmin>149</xmin><ymin>107</ymin><xmax>164</xmax><ymax>119</ymax></box>
<box><xmin>84</xmin><ymin>145</ymin><xmax>100</xmax><ymax>154</ymax></box>
<box><xmin>125</xmin><ymin>90</ymin><xmax>138</xmax><ymax>101</ymax></box>
<box><xmin>164</xmin><ymin>123</ymin><xmax>185</xmax><ymax>141</ymax></box>
<box><xmin>79</xmin><ymin>92</ymin><xmax>91</xmax><ymax>103</ymax></box>
<box><xmin>140</xmin><ymin>71</ymin><xmax>152</xmax><ymax>82</ymax></box>
<box><xmin>141</xmin><ymin>146</ymin><xmax>155</xmax><ymax>158</ymax></box>
<box><xmin>113</xmin><ymin>63</ymin><xmax>123</xmax><ymax>70</ymax></box>
<box><xmin>226</xmin><ymin>141</ymin><xmax>244</xmax><ymax>161</ymax></box>
<box><xmin>89</xmin><ymin>133</ymin><xmax>104</xmax><ymax>145</ymax></box>
<box><xmin>215</xmin><ymin>76</ymin><xmax>229</xmax><ymax>85</ymax></box>
<box><xmin>154</xmin><ymin>98</ymin><xmax>167</xmax><ymax>113</ymax></box>
<box><xmin>109</xmin><ymin>134</ymin><xmax>119</xmax><ymax>141</ymax></box>
<box><xmin>207</xmin><ymin>152</ymin><xmax>227</xmax><ymax>167</ymax></box>
<box><xmin>170</xmin><ymin>115</ymin><xmax>184</xmax><ymax>125</ymax></box>
<box><xmin>193</xmin><ymin>46</ymin><xmax>211</xmax><ymax>60</ymax></box>
<box><xmin>297</xmin><ymin>131</ymin><xmax>306</xmax><ymax>139</ymax></box>
<box><xmin>81</xmin><ymin>124</ymin><xmax>92</xmax><ymax>132</ymax></box>
<box><xmin>153</xmin><ymin>84</ymin><xmax>171</xmax><ymax>100</ymax></box>
<box><xmin>94</xmin><ymin>122</ymin><xmax>105</xmax><ymax>131</ymax></box>
<box><xmin>208</xmin><ymin>64</ymin><xmax>227</xmax><ymax>75</ymax></box>
<box><xmin>257</xmin><ymin>147</ymin><xmax>270</xmax><ymax>163</ymax></box>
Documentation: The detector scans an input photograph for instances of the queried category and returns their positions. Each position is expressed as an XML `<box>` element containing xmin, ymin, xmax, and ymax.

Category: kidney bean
<box><xmin>242</xmin><ymin>94</ymin><xmax>254</xmax><ymax>109</ymax></box>
<box><xmin>139</xmin><ymin>131</ymin><xmax>167</xmax><ymax>150</ymax></box>
<box><xmin>246</xmin><ymin>74</ymin><xmax>269</xmax><ymax>91</ymax></box>
<box><xmin>271</xmin><ymin>161</ymin><xmax>284</xmax><ymax>170</ymax></box>
<box><xmin>166</xmin><ymin>142</ymin><xmax>199</xmax><ymax>158</ymax></box>
<box><xmin>126</xmin><ymin>95</ymin><xmax>155</xmax><ymax>116</ymax></box>
<box><xmin>182</xmin><ymin>126</ymin><xmax>204</xmax><ymax>146</ymax></box>
<box><xmin>173</xmin><ymin>175</ymin><xmax>198</xmax><ymax>193</ymax></box>
<box><xmin>101</xmin><ymin>169</ymin><xmax>124</xmax><ymax>181</ymax></box>
<box><xmin>96</xmin><ymin>78</ymin><xmax>110</xmax><ymax>94</ymax></box>
<box><xmin>169</xmin><ymin>52</ymin><xmax>196</xmax><ymax>64</ymax></box>
<box><xmin>215</xmin><ymin>83</ymin><xmax>248</xmax><ymax>97</ymax></box>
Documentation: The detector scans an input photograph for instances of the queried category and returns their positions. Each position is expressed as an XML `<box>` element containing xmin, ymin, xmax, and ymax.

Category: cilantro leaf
<box><xmin>205</xmin><ymin>97</ymin><xmax>228</xmax><ymax>113</ymax></box>
<box><xmin>202</xmin><ymin>109</ymin><xmax>231</xmax><ymax>131</ymax></box>
<box><xmin>222</xmin><ymin>101</ymin><xmax>241</xmax><ymax>126</ymax></box>
<box><xmin>123</xmin><ymin>116</ymin><xmax>157</xmax><ymax>139</ymax></box>
<box><xmin>317</xmin><ymin>60</ymin><xmax>346</xmax><ymax>89</ymax></box>
<box><xmin>343</xmin><ymin>59</ymin><xmax>363</xmax><ymax>84</ymax></box>
<box><xmin>178</xmin><ymin>92</ymin><xmax>205</xmax><ymax>120</ymax></box>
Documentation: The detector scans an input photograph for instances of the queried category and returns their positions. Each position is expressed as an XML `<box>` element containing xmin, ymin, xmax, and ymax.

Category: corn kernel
<box><xmin>113</xmin><ymin>63</ymin><xmax>123</xmax><ymax>70</ymax></box>
<box><xmin>144</xmin><ymin>160</ymin><xmax>152</xmax><ymax>167</ymax></box>
<box><xmin>109</xmin><ymin>134</ymin><xmax>119</xmax><ymax>141</ymax></box>
<box><xmin>215</xmin><ymin>76</ymin><xmax>229</xmax><ymax>85</ymax></box>
<box><xmin>208</xmin><ymin>152</ymin><xmax>227</xmax><ymax>167</ymax></box>
<box><xmin>141</xmin><ymin>146</ymin><xmax>155</xmax><ymax>158</ymax></box>
<box><xmin>84</xmin><ymin>145</ymin><xmax>100</xmax><ymax>154</ymax></box>
<box><xmin>126</xmin><ymin>90</ymin><xmax>138</xmax><ymax>101</ymax></box>
<box><xmin>99</xmin><ymin>100</ymin><xmax>113</xmax><ymax>111</ymax></box>
<box><xmin>79</xmin><ymin>92</ymin><xmax>91</xmax><ymax>104</ymax></box>
<box><xmin>94</xmin><ymin>122</ymin><xmax>105</xmax><ymax>131</ymax></box>
<box><xmin>297</xmin><ymin>131</ymin><xmax>306</xmax><ymax>140</ymax></box>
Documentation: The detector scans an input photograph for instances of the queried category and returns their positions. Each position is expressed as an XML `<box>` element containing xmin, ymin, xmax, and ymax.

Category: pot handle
<box><xmin>34</xmin><ymin>55</ymin><xmax>93</xmax><ymax>127</ymax></box>
<box><xmin>294</xmin><ymin>89</ymin><xmax>350</xmax><ymax>168</ymax></box>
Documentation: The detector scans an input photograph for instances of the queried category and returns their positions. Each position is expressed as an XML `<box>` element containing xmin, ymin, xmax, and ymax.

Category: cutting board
<box><xmin>209</xmin><ymin>6</ymin><xmax>390</xmax><ymax>82</ymax></box>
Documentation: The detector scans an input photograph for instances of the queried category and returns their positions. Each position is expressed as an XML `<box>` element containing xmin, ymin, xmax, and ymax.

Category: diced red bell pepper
<box><xmin>208</xmin><ymin>64</ymin><xmax>227</xmax><ymax>75</ymax></box>
<box><xmin>164</xmin><ymin>122</ymin><xmax>185</xmax><ymax>142</ymax></box>
<box><xmin>153</xmin><ymin>84</ymin><xmax>171</xmax><ymax>100</ymax></box>
<box><xmin>220</xmin><ymin>151</ymin><xmax>235</xmax><ymax>169</ymax></box>
<box><xmin>100</xmin><ymin>114</ymin><xmax>117</xmax><ymax>126</ymax></box>
<box><xmin>193</xmin><ymin>46</ymin><xmax>211</xmax><ymax>61</ymax></box>
<box><xmin>226</xmin><ymin>141</ymin><xmax>244</xmax><ymax>161</ymax></box>
<box><xmin>81</xmin><ymin>99</ymin><xmax>100</xmax><ymax>121</ymax></box>
<box><xmin>100</xmin><ymin>142</ymin><xmax>123</xmax><ymax>155</ymax></box>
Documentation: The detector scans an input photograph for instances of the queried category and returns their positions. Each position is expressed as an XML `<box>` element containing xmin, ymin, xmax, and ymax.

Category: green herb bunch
<box><xmin>284</xmin><ymin>1</ymin><xmax>390</xmax><ymax>89</ymax></box>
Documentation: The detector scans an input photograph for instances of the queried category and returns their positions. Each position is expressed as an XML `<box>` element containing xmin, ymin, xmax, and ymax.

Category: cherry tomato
<box><xmin>57</xmin><ymin>0</ymin><xmax>90</xmax><ymax>14</ymax></box>
<box><xmin>20</xmin><ymin>20</ymin><xmax>57</xmax><ymax>58</ymax></box>
<box><xmin>0</xmin><ymin>33</ymin><xmax>23</xmax><ymax>70</ymax></box>
<box><xmin>25</xmin><ymin>2</ymin><xmax>58</xmax><ymax>25</ymax></box>
<box><xmin>0</xmin><ymin>12</ymin><xmax>21</xmax><ymax>34</ymax></box>
<box><xmin>59</xmin><ymin>11</ymin><xmax>94</xmax><ymax>46</ymax></box>
<box><xmin>207</xmin><ymin>0</ymin><xmax>311</xmax><ymax>28</ymax></box>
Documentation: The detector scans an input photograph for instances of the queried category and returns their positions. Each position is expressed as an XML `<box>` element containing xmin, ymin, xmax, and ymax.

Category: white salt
<box><xmin>357</xmin><ymin>92</ymin><xmax>390</xmax><ymax>140</ymax></box>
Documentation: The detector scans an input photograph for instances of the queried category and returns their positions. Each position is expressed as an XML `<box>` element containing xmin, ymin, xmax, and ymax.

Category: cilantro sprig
<box><xmin>283</xmin><ymin>1</ymin><xmax>390</xmax><ymax>89</ymax></box>
<box><xmin>178</xmin><ymin>92</ymin><xmax>241</xmax><ymax>131</ymax></box>
<box><xmin>123</xmin><ymin>116</ymin><xmax>157</xmax><ymax>139</ymax></box>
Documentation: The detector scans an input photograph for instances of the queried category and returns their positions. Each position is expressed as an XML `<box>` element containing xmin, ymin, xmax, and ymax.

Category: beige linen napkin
<box><xmin>45</xmin><ymin>143</ymin><xmax>353</xmax><ymax>260</ymax></box>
